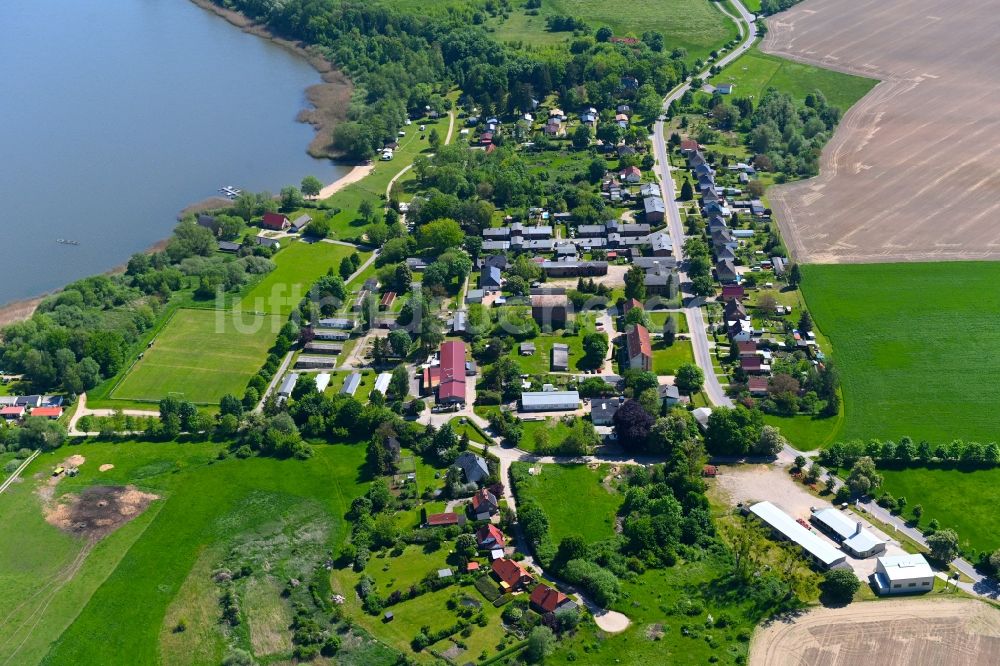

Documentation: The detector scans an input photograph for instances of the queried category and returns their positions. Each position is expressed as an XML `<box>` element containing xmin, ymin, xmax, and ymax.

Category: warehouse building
<box><xmin>749</xmin><ymin>501</ymin><xmax>847</xmax><ymax>569</ymax></box>
<box><xmin>873</xmin><ymin>554</ymin><xmax>935</xmax><ymax>595</ymax></box>
<box><xmin>810</xmin><ymin>508</ymin><xmax>886</xmax><ymax>558</ymax></box>
<box><xmin>520</xmin><ymin>390</ymin><xmax>580</xmax><ymax>412</ymax></box>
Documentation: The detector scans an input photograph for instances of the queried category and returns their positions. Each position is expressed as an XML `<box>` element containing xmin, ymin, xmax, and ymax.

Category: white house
<box><xmin>873</xmin><ymin>554</ymin><xmax>935</xmax><ymax>595</ymax></box>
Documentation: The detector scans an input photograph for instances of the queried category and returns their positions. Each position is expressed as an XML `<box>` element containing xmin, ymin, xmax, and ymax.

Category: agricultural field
<box><xmin>110</xmin><ymin>308</ymin><xmax>282</xmax><ymax>404</ymax></box>
<box><xmin>761</xmin><ymin>0</ymin><xmax>1000</xmax><ymax>263</ymax></box>
<box><xmin>749</xmin><ymin>598</ymin><xmax>1000</xmax><ymax>666</ymax></box>
<box><xmin>0</xmin><ymin>440</ymin><xmax>388</xmax><ymax>666</ymax></box>
<box><xmin>878</xmin><ymin>466</ymin><xmax>1000</xmax><ymax>556</ymax></box>
<box><xmin>801</xmin><ymin>262</ymin><xmax>1000</xmax><ymax>445</ymax></box>
<box><xmin>238</xmin><ymin>240</ymin><xmax>365</xmax><ymax>316</ymax></box>
<box><xmin>512</xmin><ymin>463</ymin><xmax>619</xmax><ymax>544</ymax></box>
<box><xmin>492</xmin><ymin>0</ymin><xmax>740</xmax><ymax>61</ymax></box>
<box><xmin>707</xmin><ymin>47</ymin><xmax>877</xmax><ymax>110</ymax></box>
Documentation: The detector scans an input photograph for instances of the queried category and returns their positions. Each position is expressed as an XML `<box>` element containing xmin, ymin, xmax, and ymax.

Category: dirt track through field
<box><xmin>761</xmin><ymin>0</ymin><xmax>1000</xmax><ymax>263</ymax></box>
<box><xmin>750</xmin><ymin>598</ymin><xmax>1000</xmax><ymax>666</ymax></box>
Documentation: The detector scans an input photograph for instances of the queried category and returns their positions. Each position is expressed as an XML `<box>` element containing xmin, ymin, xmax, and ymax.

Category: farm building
<box><xmin>810</xmin><ymin>508</ymin><xmax>887</xmax><ymax>558</ymax></box>
<box><xmin>520</xmin><ymin>390</ymin><xmax>580</xmax><ymax>412</ymax></box>
<box><xmin>314</xmin><ymin>373</ymin><xmax>332</xmax><ymax>393</ymax></box>
<box><xmin>749</xmin><ymin>501</ymin><xmax>847</xmax><ymax>569</ymax></box>
<box><xmin>304</xmin><ymin>342</ymin><xmax>342</xmax><ymax>355</ymax></box>
<box><xmin>340</xmin><ymin>372</ymin><xmax>362</xmax><ymax>397</ymax></box>
<box><xmin>551</xmin><ymin>343</ymin><xmax>569</xmax><ymax>371</ymax></box>
<box><xmin>874</xmin><ymin>554</ymin><xmax>935</xmax><ymax>595</ymax></box>
<box><xmin>278</xmin><ymin>373</ymin><xmax>298</xmax><ymax>399</ymax></box>
<box><xmin>373</xmin><ymin>372</ymin><xmax>391</xmax><ymax>395</ymax></box>
<box><xmin>295</xmin><ymin>355</ymin><xmax>336</xmax><ymax>370</ymax></box>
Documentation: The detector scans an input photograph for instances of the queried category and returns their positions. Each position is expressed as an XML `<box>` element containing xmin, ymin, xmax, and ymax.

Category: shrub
<box><xmin>820</xmin><ymin>569</ymin><xmax>860</xmax><ymax>603</ymax></box>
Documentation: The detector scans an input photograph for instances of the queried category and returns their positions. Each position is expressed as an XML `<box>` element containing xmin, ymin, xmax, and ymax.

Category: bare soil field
<box><xmin>44</xmin><ymin>485</ymin><xmax>159</xmax><ymax>539</ymax></box>
<box><xmin>749</xmin><ymin>598</ymin><xmax>1000</xmax><ymax>666</ymax></box>
<box><xmin>761</xmin><ymin>0</ymin><xmax>1000</xmax><ymax>263</ymax></box>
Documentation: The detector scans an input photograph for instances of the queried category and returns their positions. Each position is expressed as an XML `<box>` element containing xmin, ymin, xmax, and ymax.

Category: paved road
<box><xmin>67</xmin><ymin>393</ymin><xmax>160</xmax><ymax>437</ymax></box>
<box><xmin>256</xmin><ymin>351</ymin><xmax>295</xmax><ymax>413</ymax></box>
<box><xmin>650</xmin><ymin>2</ymin><xmax>757</xmax><ymax>409</ymax></box>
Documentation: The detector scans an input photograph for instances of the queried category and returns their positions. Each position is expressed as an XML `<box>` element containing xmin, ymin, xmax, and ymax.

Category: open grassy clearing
<box><xmin>763</xmin><ymin>412</ymin><xmax>842</xmax><ymax>451</ymax></box>
<box><xmin>512</xmin><ymin>463</ymin><xmax>619</xmax><ymax>544</ymax></box>
<box><xmin>801</xmin><ymin>262</ymin><xmax>1000</xmax><ymax>444</ymax></box>
<box><xmin>652</xmin><ymin>339</ymin><xmax>694</xmax><ymax>376</ymax></box>
<box><xmin>0</xmin><ymin>440</ymin><xmax>382</xmax><ymax>665</ymax></box>
<box><xmin>647</xmin><ymin>311</ymin><xmax>689</xmax><ymax>334</ymax></box>
<box><xmin>111</xmin><ymin>308</ymin><xmax>281</xmax><ymax>405</ymax></box>
<box><xmin>707</xmin><ymin>47</ymin><xmax>877</xmax><ymax>110</ymax></box>
<box><xmin>877</xmin><ymin>466</ymin><xmax>1000</xmax><ymax>556</ymax></box>
<box><xmin>239</xmin><ymin>240</ymin><xmax>364</xmax><ymax>316</ymax></box>
<box><xmin>492</xmin><ymin>0</ymin><xmax>739</xmax><ymax>61</ymax></box>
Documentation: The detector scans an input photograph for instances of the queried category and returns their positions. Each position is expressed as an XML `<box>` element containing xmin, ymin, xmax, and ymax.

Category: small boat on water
<box><xmin>56</xmin><ymin>239</ymin><xmax>80</xmax><ymax>246</ymax></box>
<box><xmin>219</xmin><ymin>185</ymin><xmax>242</xmax><ymax>199</ymax></box>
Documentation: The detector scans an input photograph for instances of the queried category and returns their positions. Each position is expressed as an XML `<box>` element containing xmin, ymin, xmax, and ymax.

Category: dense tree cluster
<box><xmin>820</xmin><ymin>436</ymin><xmax>1000</xmax><ymax>471</ymax></box>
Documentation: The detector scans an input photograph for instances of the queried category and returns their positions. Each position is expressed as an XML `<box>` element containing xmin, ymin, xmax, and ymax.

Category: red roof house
<box><xmin>530</xmin><ymin>583</ymin><xmax>569</xmax><ymax>614</ymax></box>
<box><xmin>740</xmin><ymin>356</ymin><xmax>763</xmax><ymax>373</ymax></box>
<box><xmin>466</xmin><ymin>561</ymin><xmax>481</xmax><ymax>572</ymax></box>
<box><xmin>623</xmin><ymin>298</ymin><xmax>642</xmax><ymax>316</ymax></box>
<box><xmin>31</xmin><ymin>406</ymin><xmax>63</xmax><ymax>419</ymax></box>
<box><xmin>626</xmin><ymin>324</ymin><xmax>652</xmax><ymax>372</ymax></box>
<box><xmin>261</xmin><ymin>212</ymin><xmax>290</xmax><ymax>231</ymax></box>
<box><xmin>720</xmin><ymin>285</ymin><xmax>745</xmax><ymax>301</ymax></box>
<box><xmin>491</xmin><ymin>558</ymin><xmax>533</xmax><ymax>590</ymax></box>
<box><xmin>0</xmin><ymin>406</ymin><xmax>25</xmax><ymax>420</ymax></box>
<box><xmin>736</xmin><ymin>341</ymin><xmax>757</xmax><ymax>357</ymax></box>
<box><xmin>471</xmin><ymin>488</ymin><xmax>499</xmax><ymax>517</ymax></box>
<box><xmin>426</xmin><ymin>512</ymin><xmax>462</xmax><ymax>527</ymax></box>
<box><xmin>619</xmin><ymin>165</ymin><xmax>641</xmax><ymax>183</ymax></box>
<box><xmin>437</xmin><ymin>341</ymin><xmax>466</xmax><ymax>404</ymax></box>
<box><xmin>748</xmin><ymin>376</ymin><xmax>769</xmax><ymax>395</ymax></box>
<box><xmin>480</xmin><ymin>132</ymin><xmax>494</xmax><ymax>145</ymax></box>
<box><xmin>476</xmin><ymin>524</ymin><xmax>506</xmax><ymax>549</ymax></box>
<box><xmin>680</xmin><ymin>139</ymin><xmax>699</xmax><ymax>154</ymax></box>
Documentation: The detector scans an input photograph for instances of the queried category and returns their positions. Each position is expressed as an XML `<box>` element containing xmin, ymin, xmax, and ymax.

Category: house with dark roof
<box><xmin>645</xmin><ymin>270</ymin><xmax>675</xmax><ymax>296</ymax></box>
<box><xmin>261</xmin><ymin>212</ymin><xmax>290</xmax><ymax>231</ymax></box>
<box><xmin>455</xmin><ymin>451</ymin><xmax>489</xmax><ymax>485</ymax></box>
<box><xmin>531</xmin><ymin>294</ymin><xmax>569</xmax><ymax>328</ymax></box>
<box><xmin>290</xmin><ymin>214</ymin><xmax>312</xmax><ymax>232</ymax></box>
<box><xmin>492</xmin><ymin>558</ymin><xmax>533</xmax><ymax>591</ymax></box>
<box><xmin>626</xmin><ymin>324</ymin><xmax>652</xmax><ymax>372</ymax></box>
<box><xmin>471</xmin><ymin>488</ymin><xmax>499</xmax><ymax>520</ymax></box>
<box><xmin>724</xmin><ymin>299</ymin><xmax>748</xmax><ymax>322</ymax></box>
<box><xmin>476</xmin><ymin>524</ymin><xmax>506</xmax><ymax>549</ymax></box>
<box><xmin>715</xmin><ymin>260</ymin><xmax>739</xmax><ymax>284</ymax></box>
<box><xmin>649</xmin><ymin>230</ymin><xmax>671</xmax><ymax>256</ymax></box>
<box><xmin>590</xmin><ymin>399</ymin><xmax>621</xmax><ymax>426</ymax></box>
<box><xmin>483</xmin><ymin>255</ymin><xmax>508</xmax><ymax>270</ymax></box>
<box><xmin>551</xmin><ymin>343</ymin><xmax>569</xmax><ymax>371</ymax></box>
<box><xmin>643</xmin><ymin>196</ymin><xmax>666</xmax><ymax>223</ymax></box>
<box><xmin>481</xmin><ymin>266</ymin><xmax>503</xmax><ymax>290</ymax></box>
<box><xmin>658</xmin><ymin>384</ymin><xmax>681</xmax><ymax>407</ymax></box>
<box><xmin>740</xmin><ymin>356</ymin><xmax>765</xmax><ymax>374</ymax></box>
<box><xmin>748</xmin><ymin>376</ymin><xmax>769</xmax><ymax>396</ymax></box>
<box><xmin>720</xmin><ymin>285</ymin><xmax>745</xmax><ymax>301</ymax></box>
<box><xmin>218</xmin><ymin>241</ymin><xmax>241</xmax><ymax>253</ymax></box>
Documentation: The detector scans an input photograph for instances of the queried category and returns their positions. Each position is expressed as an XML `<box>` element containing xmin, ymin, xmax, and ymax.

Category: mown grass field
<box><xmin>493</xmin><ymin>0</ymin><xmax>740</xmax><ymax>60</ymax></box>
<box><xmin>763</xmin><ymin>412</ymin><xmax>843</xmax><ymax>450</ymax></box>
<box><xmin>0</xmin><ymin>440</ymin><xmax>378</xmax><ymax>666</ymax></box>
<box><xmin>707</xmin><ymin>47</ymin><xmax>877</xmax><ymax>110</ymax></box>
<box><xmin>238</xmin><ymin>240</ymin><xmax>364</xmax><ymax>316</ymax></box>
<box><xmin>111</xmin><ymin>308</ymin><xmax>281</xmax><ymax>404</ymax></box>
<box><xmin>878</xmin><ymin>466</ymin><xmax>1000</xmax><ymax>556</ymax></box>
<box><xmin>801</xmin><ymin>262</ymin><xmax>1000</xmax><ymax>444</ymax></box>
<box><xmin>652</xmin><ymin>339</ymin><xmax>694</xmax><ymax>375</ymax></box>
<box><xmin>512</xmin><ymin>463</ymin><xmax>619</xmax><ymax>544</ymax></box>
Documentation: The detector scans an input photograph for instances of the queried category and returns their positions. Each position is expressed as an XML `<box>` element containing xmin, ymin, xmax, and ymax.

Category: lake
<box><xmin>0</xmin><ymin>0</ymin><xmax>349</xmax><ymax>305</ymax></box>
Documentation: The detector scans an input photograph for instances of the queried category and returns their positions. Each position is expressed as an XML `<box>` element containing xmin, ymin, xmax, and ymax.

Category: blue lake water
<box><xmin>0</xmin><ymin>0</ymin><xmax>349</xmax><ymax>305</ymax></box>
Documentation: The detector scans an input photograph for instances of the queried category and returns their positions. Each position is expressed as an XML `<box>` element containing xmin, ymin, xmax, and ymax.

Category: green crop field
<box><xmin>493</xmin><ymin>0</ymin><xmax>740</xmax><ymax>60</ymax></box>
<box><xmin>879</xmin><ymin>467</ymin><xmax>1000</xmax><ymax>556</ymax></box>
<box><xmin>708</xmin><ymin>47</ymin><xmax>877</xmax><ymax>110</ymax></box>
<box><xmin>111</xmin><ymin>308</ymin><xmax>281</xmax><ymax>404</ymax></box>
<box><xmin>801</xmin><ymin>262</ymin><xmax>1000</xmax><ymax>444</ymax></box>
<box><xmin>238</xmin><ymin>240</ymin><xmax>364</xmax><ymax>316</ymax></box>
<box><xmin>0</xmin><ymin>440</ymin><xmax>379</xmax><ymax>665</ymax></box>
<box><xmin>512</xmin><ymin>463</ymin><xmax>619</xmax><ymax>544</ymax></box>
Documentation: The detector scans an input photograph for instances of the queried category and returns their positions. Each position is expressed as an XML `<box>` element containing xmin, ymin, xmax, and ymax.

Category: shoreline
<box><xmin>188</xmin><ymin>0</ymin><xmax>353</xmax><ymax>160</ymax></box>
<box><xmin>0</xmin><ymin>1</ymin><xmax>362</xmax><ymax>327</ymax></box>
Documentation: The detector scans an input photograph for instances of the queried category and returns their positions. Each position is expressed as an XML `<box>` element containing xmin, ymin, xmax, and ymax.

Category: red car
<box><xmin>796</xmin><ymin>518</ymin><xmax>812</xmax><ymax>531</ymax></box>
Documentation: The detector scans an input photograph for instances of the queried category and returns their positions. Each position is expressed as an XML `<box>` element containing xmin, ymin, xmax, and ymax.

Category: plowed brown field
<box><xmin>761</xmin><ymin>0</ymin><xmax>1000</xmax><ymax>263</ymax></box>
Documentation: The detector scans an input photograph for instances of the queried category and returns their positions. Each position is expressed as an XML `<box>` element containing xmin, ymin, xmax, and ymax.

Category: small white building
<box><xmin>520</xmin><ymin>390</ymin><xmax>580</xmax><ymax>412</ymax></box>
<box><xmin>873</xmin><ymin>554</ymin><xmax>935</xmax><ymax>595</ymax></box>
<box><xmin>278</xmin><ymin>373</ymin><xmax>299</xmax><ymax>399</ymax></box>
<box><xmin>314</xmin><ymin>372</ymin><xmax>332</xmax><ymax>393</ymax></box>
<box><xmin>373</xmin><ymin>372</ymin><xmax>391</xmax><ymax>395</ymax></box>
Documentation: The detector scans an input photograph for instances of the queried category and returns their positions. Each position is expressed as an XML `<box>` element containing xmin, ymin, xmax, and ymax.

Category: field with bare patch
<box><xmin>749</xmin><ymin>598</ymin><xmax>1000</xmax><ymax>665</ymax></box>
<box><xmin>761</xmin><ymin>0</ymin><xmax>1000</xmax><ymax>263</ymax></box>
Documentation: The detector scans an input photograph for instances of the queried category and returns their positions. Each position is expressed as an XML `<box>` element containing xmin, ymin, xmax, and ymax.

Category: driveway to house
<box><xmin>67</xmin><ymin>393</ymin><xmax>160</xmax><ymax>436</ymax></box>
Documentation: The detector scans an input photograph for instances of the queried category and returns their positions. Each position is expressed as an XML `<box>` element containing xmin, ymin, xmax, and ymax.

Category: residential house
<box><xmin>456</xmin><ymin>451</ymin><xmax>490</xmax><ymax>485</ymax></box>
<box><xmin>715</xmin><ymin>260</ymin><xmax>739</xmax><ymax>284</ymax></box>
<box><xmin>476</xmin><ymin>524</ymin><xmax>506</xmax><ymax>550</ymax></box>
<box><xmin>736</xmin><ymin>341</ymin><xmax>757</xmax><ymax>357</ymax></box>
<box><xmin>466</xmin><ymin>289</ymin><xmax>485</xmax><ymax>304</ymax></box>
<box><xmin>471</xmin><ymin>488</ymin><xmax>500</xmax><ymax>520</ymax></box>
<box><xmin>626</xmin><ymin>324</ymin><xmax>653</xmax><ymax>372</ymax></box>
<box><xmin>481</xmin><ymin>266</ymin><xmax>503</xmax><ymax>290</ymax></box>
<box><xmin>728</xmin><ymin>319</ymin><xmax>753</xmax><ymax>343</ymax></box>
<box><xmin>197</xmin><ymin>213</ymin><xmax>215</xmax><ymax>229</ymax></box>
<box><xmin>639</xmin><ymin>183</ymin><xmax>660</xmax><ymax>198</ymax></box>
<box><xmin>658</xmin><ymin>384</ymin><xmax>681</xmax><ymax>407</ymax></box>
<box><xmin>437</xmin><ymin>340</ymin><xmax>467</xmax><ymax>405</ymax></box>
<box><xmin>591</xmin><ymin>399</ymin><xmax>621</xmax><ymax>425</ymax></box>
<box><xmin>577</xmin><ymin>224</ymin><xmax>606</xmax><ymax>238</ymax></box>
<box><xmin>623</xmin><ymin>298</ymin><xmax>642</xmax><ymax>316</ymax></box>
<box><xmin>483</xmin><ymin>255</ymin><xmax>509</xmax><ymax>270</ymax></box>
<box><xmin>649</xmin><ymin>230</ymin><xmax>671</xmax><ymax>256</ymax></box>
<box><xmin>480</xmin><ymin>131</ymin><xmax>494</xmax><ymax>145</ymax></box>
<box><xmin>619</xmin><ymin>166</ymin><xmax>641</xmax><ymax>183</ymax></box>
<box><xmin>426</xmin><ymin>512</ymin><xmax>464</xmax><ymax>527</ymax></box>
<box><xmin>255</xmin><ymin>232</ymin><xmax>280</xmax><ymax>249</ymax></box>
<box><xmin>748</xmin><ymin>376</ymin><xmax>769</xmax><ymax>396</ymax></box>
<box><xmin>615</xmin><ymin>113</ymin><xmax>629</xmax><ymax>128</ymax></box>
<box><xmin>483</xmin><ymin>227</ymin><xmax>511</xmax><ymax>240</ymax></box>
<box><xmin>290</xmin><ymin>214</ymin><xmax>312</xmax><ymax>232</ymax></box>
<box><xmin>530</xmin><ymin>583</ymin><xmax>573</xmax><ymax>615</ymax></box>
<box><xmin>720</xmin><ymin>285</ymin><xmax>745</xmax><ymax>301</ymax></box>
<box><xmin>740</xmin><ymin>356</ymin><xmax>766</xmax><ymax>374</ymax></box>
<box><xmin>0</xmin><ymin>406</ymin><xmax>25</xmax><ymax>421</ymax></box>
<box><xmin>492</xmin><ymin>558</ymin><xmax>533</xmax><ymax>592</ymax></box>
<box><xmin>680</xmin><ymin>139</ymin><xmax>699</xmax><ymax>154</ymax></box>
<box><xmin>644</xmin><ymin>196</ymin><xmax>666</xmax><ymax>223</ymax></box>
<box><xmin>688</xmin><ymin>151</ymin><xmax>707</xmax><ymax>168</ymax></box>
<box><xmin>693</xmin><ymin>163</ymin><xmax>715</xmax><ymax>178</ymax></box>
<box><xmin>645</xmin><ymin>270</ymin><xmax>675</xmax><ymax>297</ymax></box>
<box><xmin>260</xmin><ymin>212</ymin><xmax>289</xmax><ymax>231</ymax></box>
<box><xmin>771</xmin><ymin>256</ymin><xmax>786</xmax><ymax>276</ymax></box>
<box><xmin>218</xmin><ymin>241</ymin><xmax>241</xmax><ymax>253</ymax></box>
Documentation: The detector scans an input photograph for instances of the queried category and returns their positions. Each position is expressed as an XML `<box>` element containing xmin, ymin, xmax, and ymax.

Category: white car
<box><xmin>419</xmin><ymin>124</ymin><xmax>426</xmax><ymax>131</ymax></box>
<box><xmin>398</xmin><ymin>130</ymin><xmax>406</xmax><ymax>137</ymax></box>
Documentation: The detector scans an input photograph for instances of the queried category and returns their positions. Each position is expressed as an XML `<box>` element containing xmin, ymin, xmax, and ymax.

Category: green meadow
<box><xmin>0</xmin><ymin>441</ymin><xmax>378</xmax><ymax>666</ymax></box>
<box><xmin>110</xmin><ymin>308</ymin><xmax>282</xmax><ymax>405</ymax></box>
<box><xmin>707</xmin><ymin>47</ymin><xmax>877</xmax><ymax>109</ymax></box>
<box><xmin>512</xmin><ymin>463</ymin><xmax>620</xmax><ymax>544</ymax></box>
<box><xmin>801</xmin><ymin>262</ymin><xmax>1000</xmax><ymax>445</ymax></box>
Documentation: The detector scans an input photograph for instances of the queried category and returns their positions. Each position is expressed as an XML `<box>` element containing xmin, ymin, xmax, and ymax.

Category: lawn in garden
<box><xmin>801</xmin><ymin>262</ymin><xmax>1000</xmax><ymax>444</ymax></box>
<box><xmin>511</xmin><ymin>463</ymin><xmax>619</xmax><ymax>544</ymax></box>
<box><xmin>111</xmin><ymin>308</ymin><xmax>282</xmax><ymax>404</ymax></box>
<box><xmin>652</xmin><ymin>339</ymin><xmax>694</xmax><ymax>375</ymax></box>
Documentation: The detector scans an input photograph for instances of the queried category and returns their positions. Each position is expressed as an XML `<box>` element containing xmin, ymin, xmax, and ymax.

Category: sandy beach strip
<box><xmin>317</xmin><ymin>164</ymin><xmax>374</xmax><ymax>200</ymax></box>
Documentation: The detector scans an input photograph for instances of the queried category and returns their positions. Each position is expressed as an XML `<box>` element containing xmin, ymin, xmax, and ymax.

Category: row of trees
<box><xmin>819</xmin><ymin>436</ymin><xmax>1000</xmax><ymax>470</ymax></box>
